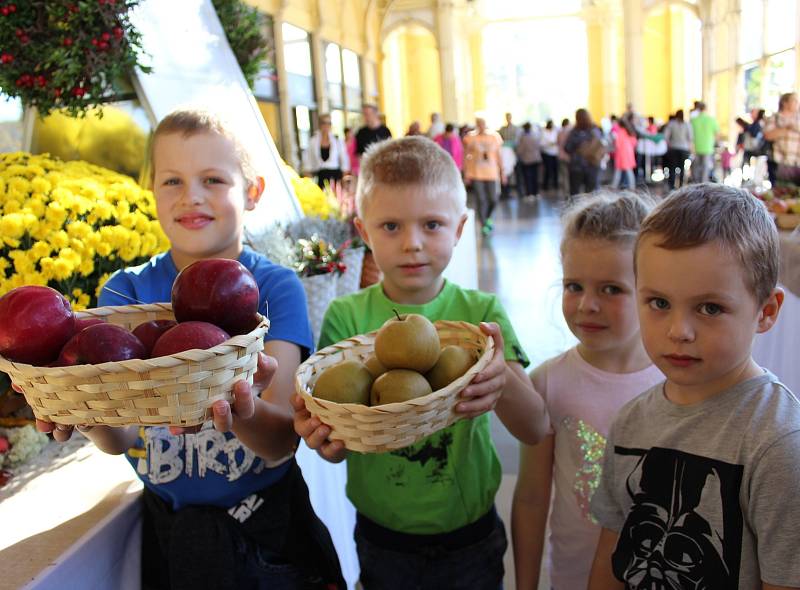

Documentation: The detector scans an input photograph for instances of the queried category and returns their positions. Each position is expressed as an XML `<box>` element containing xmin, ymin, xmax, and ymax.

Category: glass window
<box><xmin>330</xmin><ymin>109</ymin><xmax>345</xmax><ymax>137</ymax></box>
<box><xmin>294</xmin><ymin>105</ymin><xmax>313</xmax><ymax>167</ymax></box>
<box><xmin>765</xmin><ymin>0</ymin><xmax>797</xmax><ymax>54</ymax></box>
<box><xmin>253</xmin><ymin>14</ymin><xmax>278</xmax><ymax>101</ymax></box>
<box><xmin>0</xmin><ymin>96</ymin><xmax>24</xmax><ymax>153</ymax></box>
<box><xmin>739</xmin><ymin>0</ymin><xmax>764</xmax><ymax>64</ymax></box>
<box><xmin>325</xmin><ymin>43</ymin><xmax>344</xmax><ymax>109</ymax></box>
<box><xmin>282</xmin><ymin>23</ymin><xmax>313</xmax><ymax>76</ymax></box>
<box><xmin>30</xmin><ymin>101</ymin><xmax>151</xmax><ymax>180</ymax></box>
<box><xmin>766</xmin><ymin>49</ymin><xmax>797</xmax><ymax>112</ymax></box>
<box><xmin>342</xmin><ymin>49</ymin><xmax>361</xmax><ymax>89</ymax></box>
<box><xmin>743</xmin><ymin>62</ymin><xmax>763</xmax><ymax>113</ymax></box>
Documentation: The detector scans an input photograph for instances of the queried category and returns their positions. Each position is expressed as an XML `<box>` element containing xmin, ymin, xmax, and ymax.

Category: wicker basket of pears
<box><xmin>295</xmin><ymin>313</ymin><xmax>494</xmax><ymax>453</ymax></box>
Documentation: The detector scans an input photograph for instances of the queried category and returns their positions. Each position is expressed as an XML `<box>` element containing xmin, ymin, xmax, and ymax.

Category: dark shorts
<box><xmin>354</xmin><ymin>508</ymin><xmax>507</xmax><ymax>590</ymax></box>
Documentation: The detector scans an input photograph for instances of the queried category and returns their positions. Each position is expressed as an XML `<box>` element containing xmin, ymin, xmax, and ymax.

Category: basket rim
<box><xmin>295</xmin><ymin>319</ymin><xmax>495</xmax><ymax>413</ymax></box>
<box><xmin>0</xmin><ymin>302</ymin><xmax>269</xmax><ymax>376</ymax></box>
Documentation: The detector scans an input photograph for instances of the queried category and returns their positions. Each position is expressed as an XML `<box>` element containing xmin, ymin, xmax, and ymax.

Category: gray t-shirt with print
<box><xmin>591</xmin><ymin>372</ymin><xmax>800</xmax><ymax>589</ymax></box>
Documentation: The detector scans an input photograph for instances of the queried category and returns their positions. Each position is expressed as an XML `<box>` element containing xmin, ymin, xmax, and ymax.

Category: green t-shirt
<box><xmin>690</xmin><ymin>113</ymin><xmax>719</xmax><ymax>155</ymax></box>
<box><xmin>318</xmin><ymin>280</ymin><xmax>529</xmax><ymax>534</ymax></box>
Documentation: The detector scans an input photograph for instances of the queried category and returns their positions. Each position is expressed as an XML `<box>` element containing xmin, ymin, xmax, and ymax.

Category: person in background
<box><xmin>464</xmin><ymin>116</ymin><xmax>506</xmax><ymax>235</ymax></box>
<box><xmin>663</xmin><ymin>109</ymin><xmax>692</xmax><ymax>190</ymax></box>
<box><xmin>610</xmin><ymin>118</ymin><xmax>637</xmax><ymax>190</ymax></box>
<box><xmin>516</xmin><ymin>122</ymin><xmax>543</xmax><ymax>198</ymax></box>
<box><xmin>720</xmin><ymin>142</ymin><xmax>735</xmax><ymax>180</ymax></box>
<box><xmin>345</xmin><ymin>126</ymin><xmax>359</xmax><ymax>176</ymax></box>
<box><xmin>540</xmin><ymin>120</ymin><xmax>560</xmax><ymax>192</ymax></box>
<box><xmin>557</xmin><ymin>118</ymin><xmax>573</xmax><ymax>195</ymax></box>
<box><xmin>564</xmin><ymin>108</ymin><xmax>604</xmax><ymax>196</ymax></box>
<box><xmin>406</xmin><ymin>121</ymin><xmax>422</xmax><ymax>136</ymax></box>
<box><xmin>434</xmin><ymin>123</ymin><xmax>464</xmax><ymax>171</ymax></box>
<box><xmin>689</xmin><ymin>101</ymin><xmax>719</xmax><ymax>183</ymax></box>
<box><xmin>426</xmin><ymin>112</ymin><xmax>445</xmax><ymax>138</ymax></box>
<box><xmin>764</xmin><ymin>91</ymin><xmax>800</xmax><ymax>185</ymax></box>
<box><xmin>303</xmin><ymin>113</ymin><xmax>350</xmax><ymax>189</ymax></box>
<box><xmin>742</xmin><ymin>109</ymin><xmax>766</xmax><ymax>176</ymax></box>
<box><xmin>499</xmin><ymin>112</ymin><xmax>521</xmax><ymax>200</ymax></box>
<box><xmin>355</xmin><ymin>103</ymin><xmax>392</xmax><ymax>157</ymax></box>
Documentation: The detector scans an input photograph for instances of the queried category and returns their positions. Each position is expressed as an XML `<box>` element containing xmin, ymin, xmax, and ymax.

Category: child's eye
<box><xmin>382</xmin><ymin>222</ymin><xmax>398</xmax><ymax>232</ymax></box>
<box><xmin>648</xmin><ymin>297</ymin><xmax>670</xmax><ymax>310</ymax></box>
<box><xmin>204</xmin><ymin>177</ymin><xmax>225</xmax><ymax>185</ymax></box>
<box><xmin>698</xmin><ymin>302</ymin><xmax>723</xmax><ymax>316</ymax></box>
<box><xmin>602</xmin><ymin>285</ymin><xmax>623</xmax><ymax>295</ymax></box>
<box><xmin>425</xmin><ymin>220</ymin><xmax>441</xmax><ymax>230</ymax></box>
<box><xmin>564</xmin><ymin>282</ymin><xmax>582</xmax><ymax>293</ymax></box>
<box><xmin>162</xmin><ymin>178</ymin><xmax>181</xmax><ymax>186</ymax></box>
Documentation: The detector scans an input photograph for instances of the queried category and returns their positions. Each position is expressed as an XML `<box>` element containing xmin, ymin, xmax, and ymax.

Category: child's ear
<box><xmin>354</xmin><ymin>216</ymin><xmax>371</xmax><ymax>248</ymax></box>
<box><xmin>453</xmin><ymin>213</ymin><xmax>468</xmax><ymax>244</ymax></box>
<box><xmin>756</xmin><ymin>287</ymin><xmax>784</xmax><ymax>334</ymax></box>
<box><xmin>246</xmin><ymin>177</ymin><xmax>265</xmax><ymax>211</ymax></box>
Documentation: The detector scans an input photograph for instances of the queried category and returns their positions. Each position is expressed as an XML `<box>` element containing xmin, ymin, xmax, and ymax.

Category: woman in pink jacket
<box><xmin>611</xmin><ymin>120</ymin><xmax>637</xmax><ymax>189</ymax></box>
<box><xmin>434</xmin><ymin>123</ymin><xmax>464</xmax><ymax>170</ymax></box>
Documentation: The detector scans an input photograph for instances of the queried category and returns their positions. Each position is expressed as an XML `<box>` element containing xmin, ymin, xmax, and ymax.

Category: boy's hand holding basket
<box><xmin>295</xmin><ymin>313</ymin><xmax>495</xmax><ymax>453</ymax></box>
<box><xmin>0</xmin><ymin>260</ymin><xmax>269</xmax><ymax>428</ymax></box>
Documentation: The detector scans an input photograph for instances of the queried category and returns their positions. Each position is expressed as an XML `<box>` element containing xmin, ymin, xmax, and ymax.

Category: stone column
<box><xmin>623</xmin><ymin>0</ymin><xmax>645</xmax><ymax>110</ymax></box>
<box><xmin>436</xmin><ymin>0</ymin><xmax>458</xmax><ymax>123</ymax></box>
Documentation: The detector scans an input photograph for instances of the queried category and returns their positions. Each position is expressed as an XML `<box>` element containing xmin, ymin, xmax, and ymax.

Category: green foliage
<box><xmin>0</xmin><ymin>0</ymin><xmax>151</xmax><ymax>118</ymax></box>
<box><xmin>212</xmin><ymin>0</ymin><xmax>271</xmax><ymax>89</ymax></box>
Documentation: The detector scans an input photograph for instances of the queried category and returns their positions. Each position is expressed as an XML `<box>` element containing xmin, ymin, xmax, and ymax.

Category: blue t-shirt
<box><xmin>98</xmin><ymin>247</ymin><xmax>313</xmax><ymax>509</ymax></box>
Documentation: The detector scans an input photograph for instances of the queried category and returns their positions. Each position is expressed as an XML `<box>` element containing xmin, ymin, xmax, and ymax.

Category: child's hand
<box><xmin>169</xmin><ymin>352</ymin><xmax>277</xmax><ymax>436</ymax></box>
<box><xmin>456</xmin><ymin>322</ymin><xmax>507</xmax><ymax>419</ymax></box>
<box><xmin>36</xmin><ymin>419</ymin><xmax>92</xmax><ymax>442</ymax></box>
<box><xmin>290</xmin><ymin>393</ymin><xmax>347</xmax><ymax>463</ymax></box>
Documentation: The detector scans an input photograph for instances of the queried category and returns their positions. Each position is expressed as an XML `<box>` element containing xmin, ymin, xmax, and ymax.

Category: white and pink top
<box><xmin>538</xmin><ymin>347</ymin><xmax>663</xmax><ymax>590</ymax></box>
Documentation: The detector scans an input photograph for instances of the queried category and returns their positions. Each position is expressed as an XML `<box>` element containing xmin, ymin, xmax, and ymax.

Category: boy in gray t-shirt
<box><xmin>589</xmin><ymin>184</ymin><xmax>800</xmax><ymax>590</ymax></box>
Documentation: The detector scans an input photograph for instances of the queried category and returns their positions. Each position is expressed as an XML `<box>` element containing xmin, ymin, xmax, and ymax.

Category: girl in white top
<box><xmin>511</xmin><ymin>191</ymin><xmax>664</xmax><ymax>590</ymax></box>
<box><xmin>302</xmin><ymin>113</ymin><xmax>350</xmax><ymax>188</ymax></box>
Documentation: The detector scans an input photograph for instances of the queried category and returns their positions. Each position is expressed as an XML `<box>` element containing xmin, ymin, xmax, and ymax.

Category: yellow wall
<box><xmin>381</xmin><ymin>25</ymin><xmax>442</xmax><ymax>136</ymax></box>
<box><xmin>586</xmin><ymin>21</ymin><xmax>605</xmax><ymax>119</ymax></box>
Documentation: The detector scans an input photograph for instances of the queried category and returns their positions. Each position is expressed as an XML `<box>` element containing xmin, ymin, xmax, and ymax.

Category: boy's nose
<box><xmin>667</xmin><ymin>314</ymin><xmax>695</xmax><ymax>342</ymax></box>
<box><xmin>402</xmin><ymin>228</ymin><xmax>423</xmax><ymax>252</ymax></box>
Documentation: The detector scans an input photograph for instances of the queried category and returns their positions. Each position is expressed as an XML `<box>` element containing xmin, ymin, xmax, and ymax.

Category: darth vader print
<box><xmin>612</xmin><ymin>446</ymin><xmax>744</xmax><ymax>589</ymax></box>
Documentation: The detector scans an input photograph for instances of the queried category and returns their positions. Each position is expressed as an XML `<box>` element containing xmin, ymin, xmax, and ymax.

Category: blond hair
<box><xmin>356</xmin><ymin>136</ymin><xmax>466</xmax><ymax>217</ymax></box>
<box><xmin>150</xmin><ymin>109</ymin><xmax>257</xmax><ymax>187</ymax></box>
<box><xmin>561</xmin><ymin>190</ymin><xmax>656</xmax><ymax>255</ymax></box>
<box><xmin>636</xmin><ymin>184</ymin><xmax>778</xmax><ymax>303</ymax></box>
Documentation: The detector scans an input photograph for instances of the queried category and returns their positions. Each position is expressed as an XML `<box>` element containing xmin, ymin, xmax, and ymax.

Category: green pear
<box><xmin>313</xmin><ymin>359</ymin><xmax>373</xmax><ymax>404</ymax></box>
<box><xmin>370</xmin><ymin>369</ymin><xmax>432</xmax><ymax>406</ymax></box>
<box><xmin>426</xmin><ymin>345</ymin><xmax>475</xmax><ymax>391</ymax></box>
<box><xmin>374</xmin><ymin>312</ymin><xmax>440</xmax><ymax>373</ymax></box>
<box><xmin>364</xmin><ymin>355</ymin><xmax>387</xmax><ymax>379</ymax></box>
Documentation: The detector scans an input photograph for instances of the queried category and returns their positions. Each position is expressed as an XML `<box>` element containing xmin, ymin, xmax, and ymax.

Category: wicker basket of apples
<box><xmin>0</xmin><ymin>260</ymin><xmax>269</xmax><ymax>427</ymax></box>
<box><xmin>758</xmin><ymin>186</ymin><xmax>800</xmax><ymax>230</ymax></box>
<box><xmin>295</xmin><ymin>313</ymin><xmax>495</xmax><ymax>453</ymax></box>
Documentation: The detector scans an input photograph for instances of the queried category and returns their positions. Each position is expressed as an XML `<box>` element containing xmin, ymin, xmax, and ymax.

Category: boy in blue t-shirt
<box><xmin>37</xmin><ymin>110</ymin><xmax>343</xmax><ymax>589</ymax></box>
<box><xmin>292</xmin><ymin>136</ymin><xmax>549</xmax><ymax>589</ymax></box>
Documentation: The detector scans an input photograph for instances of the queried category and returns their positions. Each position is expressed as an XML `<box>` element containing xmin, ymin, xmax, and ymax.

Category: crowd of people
<box><xmin>302</xmin><ymin>91</ymin><xmax>799</xmax><ymax>239</ymax></box>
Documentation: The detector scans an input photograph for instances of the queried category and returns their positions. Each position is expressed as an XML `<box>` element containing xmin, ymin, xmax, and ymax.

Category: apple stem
<box><xmin>392</xmin><ymin>309</ymin><xmax>402</xmax><ymax>321</ymax></box>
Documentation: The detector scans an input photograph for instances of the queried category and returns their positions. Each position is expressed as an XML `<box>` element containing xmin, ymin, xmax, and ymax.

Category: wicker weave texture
<box><xmin>0</xmin><ymin>303</ymin><xmax>269</xmax><ymax>427</ymax></box>
<box><xmin>295</xmin><ymin>320</ymin><xmax>494</xmax><ymax>453</ymax></box>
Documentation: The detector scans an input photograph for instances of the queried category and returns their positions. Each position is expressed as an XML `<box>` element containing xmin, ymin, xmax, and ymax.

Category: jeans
<box><xmin>667</xmin><ymin>149</ymin><xmax>689</xmax><ymax>189</ymax></box>
<box><xmin>568</xmin><ymin>165</ymin><xmax>599</xmax><ymax>196</ymax></box>
<box><xmin>471</xmin><ymin>179</ymin><xmax>499</xmax><ymax>225</ymax></box>
<box><xmin>541</xmin><ymin>153</ymin><xmax>558</xmax><ymax>190</ymax></box>
<box><xmin>520</xmin><ymin>162</ymin><xmax>540</xmax><ymax>196</ymax></box>
<box><xmin>611</xmin><ymin>168</ymin><xmax>635</xmax><ymax>189</ymax></box>
<box><xmin>355</xmin><ymin>514</ymin><xmax>507</xmax><ymax>590</ymax></box>
<box><xmin>692</xmin><ymin>153</ymin><xmax>714</xmax><ymax>183</ymax></box>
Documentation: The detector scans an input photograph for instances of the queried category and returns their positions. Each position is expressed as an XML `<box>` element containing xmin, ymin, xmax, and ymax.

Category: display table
<box><xmin>753</xmin><ymin>230</ymin><xmax>800</xmax><ymax>393</ymax></box>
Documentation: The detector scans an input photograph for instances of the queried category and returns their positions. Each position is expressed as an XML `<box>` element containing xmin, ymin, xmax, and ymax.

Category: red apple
<box><xmin>0</xmin><ymin>286</ymin><xmax>75</xmax><ymax>365</ymax></box>
<box><xmin>55</xmin><ymin>323</ymin><xmax>146</xmax><ymax>365</ymax></box>
<box><xmin>132</xmin><ymin>319</ymin><xmax>178</xmax><ymax>357</ymax></box>
<box><xmin>171</xmin><ymin>259</ymin><xmax>260</xmax><ymax>335</ymax></box>
<box><xmin>150</xmin><ymin>321</ymin><xmax>230</xmax><ymax>358</ymax></box>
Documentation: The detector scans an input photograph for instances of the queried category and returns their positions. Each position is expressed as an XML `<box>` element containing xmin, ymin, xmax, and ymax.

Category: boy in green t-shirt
<box><xmin>292</xmin><ymin>136</ymin><xmax>548</xmax><ymax>589</ymax></box>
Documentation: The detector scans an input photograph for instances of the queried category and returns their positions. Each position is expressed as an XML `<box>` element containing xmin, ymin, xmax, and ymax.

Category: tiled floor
<box><xmin>474</xmin><ymin>192</ymin><xmax>577</xmax><ymax>590</ymax></box>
